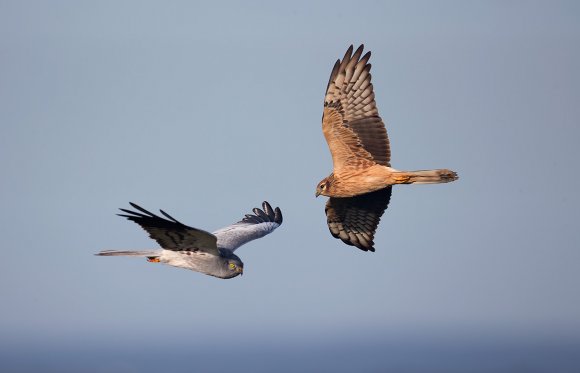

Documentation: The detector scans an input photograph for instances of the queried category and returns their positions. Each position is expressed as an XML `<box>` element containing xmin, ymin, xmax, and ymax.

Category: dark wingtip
<box><xmin>326</xmin><ymin>59</ymin><xmax>342</xmax><ymax>91</ymax></box>
<box><xmin>262</xmin><ymin>201</ymin><xmax>283</xmax><ymax>225</ymax></box>
<box><xmin>354</xmin><ymin>243</ymin><xmax>374</xmax><ymax>252</ymax></box>
<box><xmin>336</xmin><ymin>233</ymin><xmax>375</xmax><ymax>253</ymax></box>
<box><xmin>362</xmin><ymin>50</ymin><xmax>371</xmax><ymax>63</ymax></box>
<box><xmin>261</xmin><ymin>201</ymin><xmax>277</xmax><ymax>222</ymax></box>
<box><xmin>159</xmin><ymin>209</ymin><xmax>184</xmax><ymax>225</ymax></box>
<box><xmin>240</xmin><ymin>201</ymin><xmax>283</xmax><ymax>225</ymax></box>
<box><xmin>274</xmin><ymin>207</ymin><xmax>283</xmax><ymax>225</ymax></box>
<box><xmin>353</xmin><ymin>44</ymin><xmax>364</xmax><ymax>57</ymax></box>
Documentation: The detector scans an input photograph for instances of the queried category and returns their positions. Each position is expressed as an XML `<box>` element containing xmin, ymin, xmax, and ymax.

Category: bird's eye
<box><xmin>319</xmin><ymin>185</ymin><xmax>324</xmax><ymax>190</ymax></box>
<box><xmin>229</xmin><ymin>263</ymin><xmax>236</xmax><ymax>270</ymax></box>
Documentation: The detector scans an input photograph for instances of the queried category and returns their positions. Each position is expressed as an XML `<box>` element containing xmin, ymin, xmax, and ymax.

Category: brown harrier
<box><xmin>316</xmin><ymin>45</ymin><xmax>458</xmax><ymax>252</ymax></box>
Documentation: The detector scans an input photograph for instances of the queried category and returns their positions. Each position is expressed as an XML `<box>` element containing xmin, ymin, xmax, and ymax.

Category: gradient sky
<box><xmin>1</xmin><ymin>1</ymin><xmax>579</xmax><ymax>371</ymax></box>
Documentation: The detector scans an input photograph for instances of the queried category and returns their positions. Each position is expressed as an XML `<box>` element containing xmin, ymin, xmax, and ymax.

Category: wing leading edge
<box><xmin>213</xmin><ymin>201</ymin><xmax>283</xmax><ymax>252</ymax></box>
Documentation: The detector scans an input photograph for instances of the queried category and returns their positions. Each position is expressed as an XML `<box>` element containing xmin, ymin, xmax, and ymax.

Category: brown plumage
<box><xmin>317</xmin><ymin>45</ymin><xmax>458</xmax><ymax>252</ymax></box>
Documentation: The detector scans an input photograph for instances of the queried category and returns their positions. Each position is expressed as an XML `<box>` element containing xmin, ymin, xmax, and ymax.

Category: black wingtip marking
<box><xmin>344</xmin><ymin>44</ymin><xmax>354</xmax><ymax>58</ymax></box>
<box><xmin>326</xmin><ymin>45</ymin><xmax>372</xmax><ymax>99</ymax></box>
<box><xmin>262</xmin><ymin>201</ymin><xmax>275</xmax><ymax>219</ymax></box>
<box><xmin>118</xmin><ymin>202</ymin><xmax>190</xmax><ymax>229</ymax></box>
<box><xmin>125</xmin><ymin>203</ymin><xmax>162</xmax><ymax>219</ymax></box>
<box><xmin>352</xmin><ymin>44</ymin><xmax>364</xmax><ymax>59</ymax></box>
<box><xmin>326</xmin><ymin>59</ymin><xmax>341</xmax><ymax>91</ymax></box>
<box><xmin>274</xmin><ymin>207</ymin><xmax>283</xmax><ymax>225</ymax></box>
<box><xmin>361</xmin><ymin>50</ymin><xmax>371</xmax><ymax>63</ymax></box>
<box><xmin>159</xmin><ymin>209</ymin><xmax>184</xmax><ymax>225</ymax></box>
<box><xmin>253</xmin><ymin>207</ymin><xmax>269</xmax><ymax>220</ymax></box>
<box><xmin>239</xmin><ymin>201</ymin><xmax>283</xmax><ymax>225</ymax></box>
<box><xmin>118</xmin><ymin>208</ymin><xmax>148</xmax><ymax>218</ymax></box>
<box><xmin>132</xmin><ymin>203</ymin><xmax>156</xmax><ymax>216</ymax></box>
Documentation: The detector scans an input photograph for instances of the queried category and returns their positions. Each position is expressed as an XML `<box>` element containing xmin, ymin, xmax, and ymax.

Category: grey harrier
<box><xmin>97</xmin><ymin>201</ymin><xmax>282</xmax><ymax>279</ymax></box>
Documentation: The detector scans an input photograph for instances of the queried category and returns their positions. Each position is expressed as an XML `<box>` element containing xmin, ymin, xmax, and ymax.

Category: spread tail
<box><xmin>95</xmin><ymin>250</ymin><xmax>160</xmax><ymax>258</ymax></box>
<box><xmin>393</xmin><ymin>169</ymin><xmax>458</xmax><ymax>185</ymax></box>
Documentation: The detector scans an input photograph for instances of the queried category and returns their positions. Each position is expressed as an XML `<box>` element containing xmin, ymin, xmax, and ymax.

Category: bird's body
<box><xmin>317</xmin><ymin>45</ymin><xmax>458</xmax><ymax>251</ymax></box>
<box><xmin>97</xmin><ymin>201</ymin><xmax>282</xmax><ymax>279</ymax></box>
<box><xmin>152</xmin><ymin>248</ymin><xmax>242</xmax><ymax>279</ymax></box>
<box><xmin>320</xmin><ymin>166</ymin><xmax>457</xmax><ymax>198</ymax></box>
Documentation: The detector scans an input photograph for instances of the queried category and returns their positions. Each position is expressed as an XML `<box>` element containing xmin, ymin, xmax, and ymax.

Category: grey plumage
<box><xmin>96</xmin><ymin>201</ymin><xmax>283</xmax><ymax>279</ymax></box>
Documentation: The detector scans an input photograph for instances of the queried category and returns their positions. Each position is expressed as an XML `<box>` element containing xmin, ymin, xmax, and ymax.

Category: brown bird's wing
<box><xmin>325</xmin><ymin>187</ymin><xmax>392</xmax><ymax>252</ymax></box>
<box><xmin>323</xmin><ymin>44</ymin><xmax>391</xmax><ymax>169</ymax></box>
<box><xmin>118</xmin><ymin>203</ymin><xmax>219</xmax><ymax>255</ymax></box>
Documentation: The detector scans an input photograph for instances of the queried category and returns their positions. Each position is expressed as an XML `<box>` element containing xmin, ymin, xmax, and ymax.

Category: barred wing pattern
<box><xmin>213</xmin><ymin>201</ymin><xmax>283</xmax><ymax>252</ymax></box>
<box><xmin>323</xmin><ymin>44</ymin><xmax>391</xmax><ymax>169</ymax></box>
<box><xmin>118</xmin><ymin>202</ymin><xmax>219</xmax><ymax>256</ymax></box>
<box><xmin>323</xmin><ymin>45</ymin><xmax>393</xmax><ymax>251</ymax></box>
<box><xmin>325</xmin><ymin>187</ymin><xmax>392</xmax><ymax>252</ymax></box>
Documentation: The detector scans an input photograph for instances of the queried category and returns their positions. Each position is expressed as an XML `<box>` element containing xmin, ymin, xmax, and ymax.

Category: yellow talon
<box><xmin>147</xmin><ymin>257</ymin><xmax>160</xmax><ymax>263</ymax></box>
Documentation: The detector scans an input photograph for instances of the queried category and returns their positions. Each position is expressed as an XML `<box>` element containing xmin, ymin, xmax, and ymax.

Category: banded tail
<box><xmin>393</xmin><ymin>169</ymin><xmax>458</xmax><ymax>185</ymax></box>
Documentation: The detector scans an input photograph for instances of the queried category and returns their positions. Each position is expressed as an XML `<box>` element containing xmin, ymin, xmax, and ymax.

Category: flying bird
<box><xmin>317</xmin><ymin>45</ymin><xmax>458</xmax><ymax>252</ymax></box>
<box><xmin>96</xmin><ymin>201</ymin><xmax>282</xmax><ymax>279</ymax></box>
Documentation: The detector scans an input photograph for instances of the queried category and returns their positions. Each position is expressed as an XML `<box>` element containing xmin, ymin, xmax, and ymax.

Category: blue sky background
<box><xmin>1</xmin><ymin>1</ymin><xmax>579</xmax><ymax>371</ymax></box>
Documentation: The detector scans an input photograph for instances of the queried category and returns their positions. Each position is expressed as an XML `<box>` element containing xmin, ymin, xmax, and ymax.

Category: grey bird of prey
<box><xmin>96</xmin><ymin>201</ymin><xmax>283</xmax><ymax>279</ymax></box>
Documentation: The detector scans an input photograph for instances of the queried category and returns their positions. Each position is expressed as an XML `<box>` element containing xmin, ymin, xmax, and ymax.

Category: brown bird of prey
<box><xmin>316</xmin><ymin>45</ymin><xmax>458</xmax><ymax>252</ymax></box>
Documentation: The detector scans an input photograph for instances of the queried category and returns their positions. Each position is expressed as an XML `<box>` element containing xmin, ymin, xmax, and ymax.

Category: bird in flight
<box><xmin>96</xmin><ymin>201</ymin><xmax>282</xmax><ymax>279</ymax></box>
<box><xmin>317</xmin><ymin>45</ymin><xmax>458</xmax><ymax>252</ymax></box>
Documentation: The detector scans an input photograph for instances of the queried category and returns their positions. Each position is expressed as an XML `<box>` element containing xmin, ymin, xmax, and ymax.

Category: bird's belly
<box><xmin>160</xmin><ymin>250</ymin><xmax>207</xmax><ymax>272</ymax></box>
<box><xmin>362</xmin><ymin>174</ymin><xmax>385</xmax><ymax>185</ymax></box>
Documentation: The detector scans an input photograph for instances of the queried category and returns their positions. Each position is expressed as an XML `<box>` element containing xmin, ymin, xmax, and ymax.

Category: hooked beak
<box><xmin>238</xmin><ymin>267</ymin><xmax>244</xmax><ymax>276</ymax></box>
<box><xmin>315</xmin><ymin>190</ymin><xmax>320</xmax><ymax>198</ymax></box>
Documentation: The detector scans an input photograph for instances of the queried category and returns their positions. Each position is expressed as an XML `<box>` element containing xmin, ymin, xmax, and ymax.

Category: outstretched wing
<box><xmin>323</xmin><ymin>44</ymin><xmax>391</xmax><ymax>170</ymax></box>
<box><xmin>213</xmin><ymin>201</ymin><xmax>283</xmax><ymax>252</ymax></box>
<box><xmin>118</xmin><ymin>202</ymin><xmax>219</xmax><ymax>255</ymax></box>
<box><xmin>325</xmin><ymin>187</ymin><xmax>392</xmax><ymax>252</ymax></box>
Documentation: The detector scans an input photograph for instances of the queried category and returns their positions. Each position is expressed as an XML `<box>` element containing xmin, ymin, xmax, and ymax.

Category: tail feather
<box><xmin>95</xmin><ymin>250</ymin><xmax>160</xmax><ymax>257</ymax></box>
<box><xmin>394</xmin><ymin>169</ymin><xmax>458</xmax><ymax>185</ymax></box>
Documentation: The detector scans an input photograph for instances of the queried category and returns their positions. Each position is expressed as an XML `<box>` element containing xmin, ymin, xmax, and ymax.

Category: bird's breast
<box><xmin>329</xmin><ymin>166</ymin><xmax>393</xmax><ymax>197</ymax></box>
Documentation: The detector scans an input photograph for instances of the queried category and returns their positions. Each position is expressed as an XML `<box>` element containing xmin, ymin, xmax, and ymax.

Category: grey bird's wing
<box><xmin>118</xmin><ymin>202</ymin><xmax>219</xmax><ymax>256</ymax></box>
<box><xmin>325</xmin><ymin>186</ymin><xmax>392</xmax><ymax>252</ymax></box>
<box><xmin>213</xmin><ymin>201</ymin><xmax>283</xmax><ymax>252</ymax></box>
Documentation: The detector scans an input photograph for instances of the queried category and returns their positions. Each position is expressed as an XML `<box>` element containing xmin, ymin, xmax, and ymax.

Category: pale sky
<box><xmin>1</xmin><ymin>1</ymin><xmax>579</xmax><ymax>371</ymax></box>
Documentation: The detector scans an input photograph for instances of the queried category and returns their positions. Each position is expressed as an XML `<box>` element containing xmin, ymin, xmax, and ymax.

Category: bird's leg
<box><xmin>147</xmin><ymin>257</ymin><xmax>160</xmax><ymax>263</ymax></box>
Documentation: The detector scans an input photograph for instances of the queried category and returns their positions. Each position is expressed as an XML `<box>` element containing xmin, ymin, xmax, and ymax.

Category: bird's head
<box><xmin>227</xmin><ymin>258</ymin><xmax>244</xmax><ymax>277</ymax></box>
<box><xmin>315</xmin><ymin>176</ymin><xmax>334</xmax><ymax>197</ymax></box>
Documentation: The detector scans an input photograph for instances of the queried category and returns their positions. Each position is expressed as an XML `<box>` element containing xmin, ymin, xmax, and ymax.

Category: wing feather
<box><xmin>213</xmin><ymin>201</ymin><xmax>283</xmax><ymax>252</ymax></box>
<box><xmin>322</xmin><ymin>45</ymin><xmax>391</xmax><ymax>168</ymax></box>
<box><xmin>325</xmin><ymin>187</ymin><xmax>392</xmax><ymax>252</ymax></box>
<box><xmin>119</xmin><ymin>203</ymin><xmax>219</xmax><ymax>255</ymax></box>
